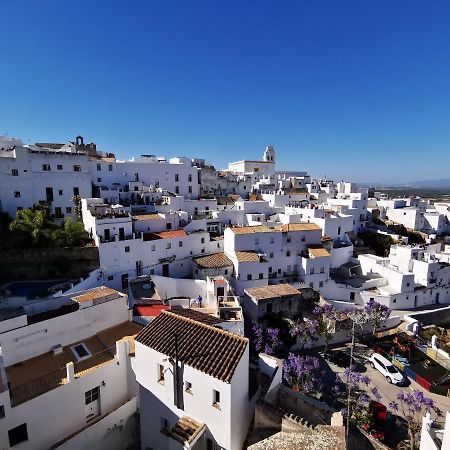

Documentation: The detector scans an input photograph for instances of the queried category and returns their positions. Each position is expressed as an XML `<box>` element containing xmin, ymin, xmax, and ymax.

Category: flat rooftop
<box><xmin>6</xmin><ymin>321</ymin><xmax>142</xmax><ymax>406</ymax></box>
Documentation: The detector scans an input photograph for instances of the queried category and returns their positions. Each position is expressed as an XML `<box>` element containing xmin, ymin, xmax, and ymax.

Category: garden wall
<box><xmin>0</xmin><ymin>247</ymin><xmax>99</xmax><ymax>282</ymax></box>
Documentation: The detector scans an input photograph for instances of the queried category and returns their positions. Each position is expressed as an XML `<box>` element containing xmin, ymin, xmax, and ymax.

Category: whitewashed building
<box><xmin>134</xmin><ymin>310</ymin><xmax>254</xmax><ymax>450</ymax></box>
<box><xmin>0</xmin><ymin>286</ymin><xmax>142</xmax><ymax>450</ymax></box>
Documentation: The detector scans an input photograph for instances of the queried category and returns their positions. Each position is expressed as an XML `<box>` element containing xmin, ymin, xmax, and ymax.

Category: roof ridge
<box><xmin>162</xmin><ymin>310</ymin><xmax>247</xmax><ymax>343</ymax></box>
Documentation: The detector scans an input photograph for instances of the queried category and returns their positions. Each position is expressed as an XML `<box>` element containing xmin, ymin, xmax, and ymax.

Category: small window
<box><xmin>175</xmin><ymin>186</ymin><xmax>179</xmax><ymax>194</ymax></box>
<box><xmin>278</xmin><ymin>268</ymin><xmax>282</xmax><ymax>274</ymax></box>
<box><xmin>66</xmin><ymin>207</ymin><xmax>72</xmax><ymax>213</ymax></box>
<box><xmin>57</xmin><ymin>164</ymin><xmax>63</xmax><ymax>170</ymax></box>
<box><xmin>97</xmin><ymin>178</ymin><xmax>101</xmax><ymax>183</ymax></box>
<box><xmin>73</xmin><ymin>187</ymin><xmax>79</xmax><ymax>196</ymax></box>
<box><xmin>97</xmin><ymin>163</ymin><xmax>101</xmax><ymax>171</ymax></box>
<box><xmin>310</xmin><ymin>268</ymin><xmax>315</xmax><ymax>274</ymax></box>
<box><xmin>287</xmin><ymin>237</ymin><xmax>291</xmax><ymax>243</ymax></box>
<box><xmin>188</xmin><ymin>174</ymin><xmax>192</xmax><ymax>182</ymax></box>
<box><xmin>247</xmin><ymin>274</ymin><xmax>252</xmax><ymax>281</ymax></box>
<box><xmin>185</xmin><ymin>381</ymin><xmax>192</xmax><ymax>393</ymax></box>
<box><xmin>107</xmin><ymin>275</ymin><xmax>114</xmax><ymax>281</ymax></box>
<box><xmin>0</xmin><ymin>404</ymin><xmax>4</xmax><ymax>418</ymax></box>
<box><xmin>71</xmin><ymin>343</ymin><xmax>92</xmax><ymax>361</ymax></box>
<box><xmin>268</xmin><ymin>267</ymin><xmax>272</xmax><ymax>273</ymax></box>
<box><xmin>320</xmin><ymin>266</ymin><xmax>324</xmax><ymax>274</ymax></box>
<box><xmin>8</xmin><ymin>423</ymin><xmax>28</xmax><ymax>447</ymax></box>
<box><xmin>73</xmin><ymin>165</ymin><xmax>81</xmax><ymax>171</ymax></box>
<box><xmin>309</xmin><ymin>282</ymin><xmax>314</xmax><ymax>288</ymax></box>
<box><xmin>259</xmin><ymin>273</ymin><xmax>264</xmax><ymax>279</ymax></box>
<box><xmin>11</xmin><ymin>169</ymin><xmax>18</xmax><ymax>176</ymax></box>
<box><xmin>85</xmin><ymin>386</ymin><xmax>99</xmax><ymax>405</ymax></box>
<box><xmin>201</xmin><ymin>237</ymin><xmax>205</xmax><ymax>244</ymax></box>
<box><xmin>406</xmin><ymin>282</ymin><xmax>410</xmax><ymax>287</ymax></box>
<box><xmin>166</xmin><ymin>243</ymin><xmax>171</xmax><ymax>249</ymax></box>
<box><xmin>14</xmin><ymin>191</ymin><xmax>20</xmax><ymax>198</ymax></box>
<box><xmin>350</xmin><ymin>292</ymin><xmax>355</xmax><ymax>301</ymax></box>
<box><xmin>301</xmin><ymin>236</ymin><xmax>306</xmax><ymax>242</ymax></box>
<box><xmin>224</xmin><ymin>269</ymin><xmax>228</xmax><ymax>275</ymax></box>
<box><xmin>319</xmin><ymin>281</ymin><xmax>324</xmax><ymax>287</ymax></box>
<box><xmin>108</xmin><ymin>164</ymin><xmax>113</xmax><ymax>171</ymax></box>
<box><xmin>151</xmin><ymin>245</ymin><xmax>155</xmax><ymax>251</ymax></box>
<box><xmin>286</xmin><ymin>251</ymin><xmax>291</xmax><ymax>257</ymax></box>
<box><xmin>58</xmin><ymin>189</ymin><xmax>63</xmax><ymax>196</ymax></box>
<box><xmin>179</xmin><ymin>241</ymin><xmax>183</xmax><ymax>247</ymax></box>
<box><xmin>393</xmin><ymin>299</ymin><xmax>397</xmax><ymax>303</ymax></box>
<box><xmin>188</xmin><ymin>186</ymin><xmax>192</xmax><ymax>194</ymax></box>
<box><xmin>175</xmin><ymin>174</ymin><xmax>179</xmax><ymax>182</ymax></box>
<box><xmin>42</xmin><ymin>164</ymin><xmax>51</xmax><ymax>171</ymax></box>
<box><xmin>158</xmin><ymin>364</ymin><xmax>165</xmax><ymax>383</ymax></box>
<box><xmin>213</xmin><ymin>389</ymin><xmax>220</xmax><ymax>407</ymax></box>
<box><xmin>125</xmin><ymin>246</ymin><xmax>130</xmax><ymax>253</ymax></box>
<box><xmin>161</xmin><ymin>417</ymin><xmax>169</xmax><ymax>432</ymax></box>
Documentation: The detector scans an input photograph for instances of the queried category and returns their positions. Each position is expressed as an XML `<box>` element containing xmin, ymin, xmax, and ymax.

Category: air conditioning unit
<box><xmin>52</xmin><ymin>344</ymin><xmax>63</xmax><ymax>356</ymax></box>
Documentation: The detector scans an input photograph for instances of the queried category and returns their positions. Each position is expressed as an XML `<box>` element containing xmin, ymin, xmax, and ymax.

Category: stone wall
<box><xmin>0</xmin><ymin>246</ymin><xmax>99</xmax><ymax>282</ymax></box>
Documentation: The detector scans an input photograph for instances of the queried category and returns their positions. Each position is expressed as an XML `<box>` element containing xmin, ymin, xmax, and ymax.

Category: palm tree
<box><xmin>9</xmin><ymin>204</ymin><xmax>50</xmax><ymax>246</ymax></box>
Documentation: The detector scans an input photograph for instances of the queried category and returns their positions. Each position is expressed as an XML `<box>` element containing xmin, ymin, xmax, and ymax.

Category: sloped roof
<box><xmin>168</xmin><ymin>416</ymin><xmax>205</xmax><ymax>445</ymax></box>
<box><xmin>132</xmin><ymin>214</ymin><xmax>162</xmax><ymax>221</ymax></box>
<box><xmin>235</xmin><ymin>251</ymin><xmax>261</xmax><ymax>262</ymax></box>
<box><xmin>143</xmin><ymin>229</ymin><xmax>187</xmax><ymax>241</ymax></box>
<box><xmin>244</xmin><ymin>284</ymin><xmax>300</xmax><ymax>301</ymax></box>
<box><xmin>171</xmin><ymin>308</ymin><xmax>224</xmax><ymax>325</ymax></box>
<box><xmin>308</xmin><ymin>246</ymin><xmax>330</xmax><ymax>258</ymax></box>
<box><xmin>275</xmin><ymin>223</ymin><xmax>322</xmax><ymax>232</ymax></box>
<box><xmin>72</xmin><ymin>286</ymin><xmax>122</xmax><ymax>303</ymax></box>
<box><xmin>230</xmin><ymin>225</ymin><xmax>272</xmax><ymax>234</ymax></box>
<box><xmin>193</xmin><ymin>252</ymin><xmax>233</xmax><ymax>268</ymax></box>
<box><xmin>135</xmin><ymin>311</ymin><xmax>247</xmax><ymax>382</ymax></box>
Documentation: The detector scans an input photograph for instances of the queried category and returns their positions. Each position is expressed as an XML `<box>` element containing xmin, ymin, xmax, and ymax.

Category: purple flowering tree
<box><xmin>313</xmin><ymin>303</ymin><xmax>345</xmax><ymax>351</ymax></box>
<box><xmin>283</xmin><ymin>353</ymin><xmax>322</xmax><ymax>394</ymax></box>
<box><xmin>339</xmin><ymin>368</ymin><xmax>376</xmax><ymax>426</ymax></box>
<box><xmin>251</xmin><ymin>322</ymin><xmax>283</xmax><ymax>356</ymax></box>
<box><xmin>389</xmin><ymin>390</ymin><xmax>442</xmax><ymax>450</ymax></box>
<box><xmin>363</xmin><ymin>298</ymin><xmax>391</xmax><ymax>336</ymax></box>
<box><xmin>289</xmin><ymin>318</ymin><xmax>318</xmax><ymax>349</ymax></box>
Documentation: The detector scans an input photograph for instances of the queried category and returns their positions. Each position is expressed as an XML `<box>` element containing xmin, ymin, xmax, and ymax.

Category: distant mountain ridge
<box><xmin>402</xmin><ymin>178</ymin><xmax>450</xmax><ymax>188</ymax></box>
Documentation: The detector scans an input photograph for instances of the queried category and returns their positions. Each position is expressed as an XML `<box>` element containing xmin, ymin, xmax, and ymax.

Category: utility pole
<box><xmin>345</xmin><ymin>319</ymin><xmax>356</xmax><ymax>447</ymax></box>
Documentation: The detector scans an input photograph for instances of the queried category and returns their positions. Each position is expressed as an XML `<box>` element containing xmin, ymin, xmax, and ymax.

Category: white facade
<box><xmin>0</xmin><ymin>287</ymin><xmax>141</xmax><ymax>450</ymax></box>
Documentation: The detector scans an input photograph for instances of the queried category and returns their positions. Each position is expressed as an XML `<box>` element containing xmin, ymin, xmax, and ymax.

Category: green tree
<box><xmin>9</xmin><ymin>204</ymin><xmax>51</xmax><ymax>246</ymax></box>
<box><xmin>52</xmin><ymin>217</ymin><xmax>87</xmax><ymax>247</ymax></box>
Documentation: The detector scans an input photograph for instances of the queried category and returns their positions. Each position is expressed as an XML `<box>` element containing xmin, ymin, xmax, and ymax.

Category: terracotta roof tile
<box><xmin>132</xmin><ymin>214</ymin><xmax>162</xmax><ymax>221</ymax></box>
<box><xmin>72</xmin><ymin>286</ymin><xmax>122</xmax><ymax>303</ymax></box>
<box><xmin>135</xmin><ymin>311</ymin><xmax>247</xmax><ymax>382</ymax></box>
<box><xmin>244</xmin><ymin>284</ymin><xmax>300</xmax><ymax>301</ymax></box>
<box><xmin>275</xmin><ymin>223</ymin><xmax>322</xmax><ymax>232</ymax></box>
<box><xmin>193</xmin><ymin>252</ymin><xmax>233</xmax><ymax>268</ymax></box>
<box><xmin>235</xmin><ymin>251</ymin><xmax>261</xmax><ymax>262</ymax></box>
<box><xmin>230</xmin><ymin>225</ymin><xmax>272</xmax><ymax>235</ymax></box>
<box><xmin>168</xmin><ymin>416</ymin><xmax>205</xmax><ymax>445</ymax></box>
<box><xmin>143</xmin><ymin>229</ymin><xmax>187</xmax><ymax>240</ymax></box>
<box><xmin>308</xmin><ymin>246</ymin><xmax>330</xmax><ymax>258</ymax></box>
<box><xmin>171</xmin><ymin>308</ymin><xmax>224</xmax><ymax>325</ymax></box>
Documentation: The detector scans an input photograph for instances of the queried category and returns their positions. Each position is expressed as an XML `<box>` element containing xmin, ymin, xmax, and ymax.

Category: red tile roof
<box><xmin>135</xmin><ymin>311</ymin><xmax>247</xmax><ymax>382</ymax></box>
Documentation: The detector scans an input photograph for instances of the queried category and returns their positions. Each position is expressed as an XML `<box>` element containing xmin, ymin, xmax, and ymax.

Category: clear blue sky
<box><xmin>1</xmin><ymin>1</ymin><xmax>449</xmax><ymax>183</ymax></box>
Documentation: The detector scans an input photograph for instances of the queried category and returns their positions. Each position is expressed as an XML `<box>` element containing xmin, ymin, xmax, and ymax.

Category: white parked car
<box><xmin>369</xmin><ymin>353</ymin><xmax>405</xmax><ymax>385</ymax></box>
